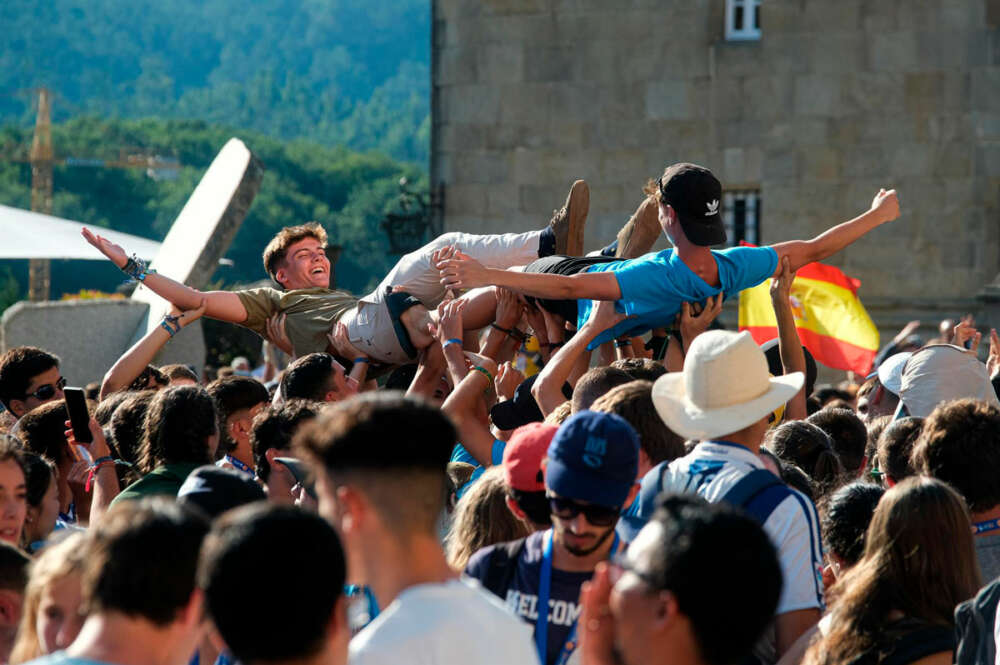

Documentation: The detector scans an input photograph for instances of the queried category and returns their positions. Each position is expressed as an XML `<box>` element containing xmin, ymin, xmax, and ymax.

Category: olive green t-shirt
<box><xmin>236</xmin><ymin>287</ymin><xmax>359</xmax><ymax>357</ymax></box>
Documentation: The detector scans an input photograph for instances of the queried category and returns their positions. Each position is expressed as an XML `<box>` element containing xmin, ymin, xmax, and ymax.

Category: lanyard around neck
<box><xmin>535</xmin><ymin>529</ymin><xmax>620</xmax><ymax>665</ymax></box>
<box><xmin>224</xmin><ymin>454</ymin><xmax>253</xmax><ymax>475</ymax></box>
<box><xmin>974</xmin><ymin>518</ymin><xmax>1000</xmax><ymax>535</ymax></box>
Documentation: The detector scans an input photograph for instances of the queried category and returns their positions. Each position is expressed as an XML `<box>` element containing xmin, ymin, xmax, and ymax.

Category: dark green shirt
<box><xmin>111</xmin><ymin>462</ymin><xmax>203</xmax><ymax>505</ymax></box>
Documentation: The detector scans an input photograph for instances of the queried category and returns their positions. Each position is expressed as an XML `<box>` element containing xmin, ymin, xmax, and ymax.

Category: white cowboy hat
<box><xmin>651</xmin><ymin>330</ymin><xmax>804</xmax><ymax>441</ymax></box>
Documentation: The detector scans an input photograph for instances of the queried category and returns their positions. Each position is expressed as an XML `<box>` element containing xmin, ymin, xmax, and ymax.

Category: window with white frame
<box><xmin>725</xmin><ymin>0</ymin><xmax>761</xmax><ymax>41</ymax></box>
<box><xmin>722</xmin><ymin>190</ymin><xmax>761</xmax><ymax>246</ymax></box>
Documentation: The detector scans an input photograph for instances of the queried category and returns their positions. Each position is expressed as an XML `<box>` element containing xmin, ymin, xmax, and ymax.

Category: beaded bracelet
<box><xmin>121</xmin><ymin>254</ymin><xmax>155</xmax><ymax>282</ymax></box>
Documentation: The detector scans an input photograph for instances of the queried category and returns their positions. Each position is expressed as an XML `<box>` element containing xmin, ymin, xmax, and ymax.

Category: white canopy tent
<box><xmin>0</xmin><ymin>204</ymin><xmax>161</xmax><ymax>260</ymax></box>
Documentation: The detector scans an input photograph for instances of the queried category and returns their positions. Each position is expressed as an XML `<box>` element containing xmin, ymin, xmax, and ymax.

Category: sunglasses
<box><xmin>548</xmin><ymin>496</ymin><xmax>620</xmax><ymax>527</ymax></box>
<box><xmin>25</xmin><ymin>376</ymin><xmax>66</xmax><ymax>401</ymax></box>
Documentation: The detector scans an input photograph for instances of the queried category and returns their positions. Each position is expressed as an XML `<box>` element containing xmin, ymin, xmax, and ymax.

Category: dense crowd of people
<box><xmin>0</xmin><ymin>162</ymin><xmax>997</xmax><ymax>665</ymax></box>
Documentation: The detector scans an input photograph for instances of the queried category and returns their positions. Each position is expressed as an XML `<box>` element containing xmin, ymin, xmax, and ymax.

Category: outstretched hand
<box><xmin>266</xmin><ymin>313</ymin><xmax>294</xmax><ymax>357</ymax></box>
<box><xmin>769</xmin><ymin>256</ymin><xmax>796</xmax><ymax>304</ymax></box>
<box><xmin>871</xmin><ymin>188</ymin><xmax>900</xmax><ymax>224</ymax></box>
<box><xmin>678</xmin><ymin>294</ymin><xmax>723</xmax><ymax>346</ymax></box>
<box><xmin>988</xmin><ymin>329</ymin><xmax>1000</xmax><ymax>379</ymax></box>
<box><xmin>169</xmin><ymin>299</ymin><xmax>207</xmax><ymax>329</ymax></box>
<box><xmin>585</xmin><ymin>299</ymin><xmax>631</xmax><ymax>334</ymax></box>
<box><xmin>435</xmin><ymin>298</ymin><xmax>466</xmax><ymax>345</ymax></box>
<box><xmin>436</xmin><ymin>246</ymin><xmax>488</xmax><ymax>290</ymax></box>
<box><xmin>327</xmin><ymin>322</ymin><xmax>366</xmax><ymax>361</ymax></box>
<box><xmin>81</xmin><ymin>227</ymin><xmax>129</xmax><ymax>268</ymax></box>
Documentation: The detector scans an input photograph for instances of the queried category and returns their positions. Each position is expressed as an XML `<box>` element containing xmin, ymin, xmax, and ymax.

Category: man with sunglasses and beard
<box><xmin>466</xmin><ymin>411</ymin><xmax>640</xmax><ymax>665</ymax></box>
<box><xmin>0</xmin><ymin>347</ymin><xmax>65</xmax><ymax>428</ymax></box>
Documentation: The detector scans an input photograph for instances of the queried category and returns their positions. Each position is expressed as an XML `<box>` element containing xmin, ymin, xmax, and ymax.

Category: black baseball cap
<box><xmin>657</xmin><ymin>163</ymin><xmax>726</xmax><ymax>246</ymax></box>
<box><xmin>489</xmin><ymin>374</ymin><xmax>573</xmax><ymax>431</ymax></box>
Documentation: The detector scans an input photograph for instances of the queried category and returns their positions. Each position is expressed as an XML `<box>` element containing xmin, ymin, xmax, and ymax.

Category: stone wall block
<box><xmin>478</xmin><ymin>44</ymin><xmax>525</xmax><ymax>83</ymax></box>
<box><xmin>794</xmin><ymin>75</ymin><xmax>843</xmax><ymax>117</ymax></box>
<box><xmin>868</xmin><ymin>31</ymin><xmax>919</xmax><ymax>71</ymax></box>
<box><xmin>454</xmin><ymin>150</ymin><xmax>513</xmax><ymax>184</ymax></box>
<box><xmin>499</xmin><ymin>82</ymin><xmax>551</xmax><ymax>125</ymax></box>
<box><xmin>645</xmin><ymin>80</ymin><xmax>693</xmax><ymax>120</ymax></box>
<box><xmin>446</xmin><ymin>84</ymin><xmax>502</xmax><ymax>123</ymax></box>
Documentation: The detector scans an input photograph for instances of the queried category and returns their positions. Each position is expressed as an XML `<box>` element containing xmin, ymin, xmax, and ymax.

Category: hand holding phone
<box><xmin>64</xmin><ymin>387</ymin><xmax>93</xmax><ymax>444</ymax></box>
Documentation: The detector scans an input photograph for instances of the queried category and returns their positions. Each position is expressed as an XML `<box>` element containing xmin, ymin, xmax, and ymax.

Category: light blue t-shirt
<box><xmin>579</xmin><ymin>245</ymin><xmax>779</xmax><ymax>348</ymax></box>
<box><xmin>25</xmin><ymin>653</ymin><xmax>111</xmax><ymax>665</ymax></box>
<box><xmin>450</xmin><ymin>440</ymin><xmax>507</xmax><ymax>498</ymax></box>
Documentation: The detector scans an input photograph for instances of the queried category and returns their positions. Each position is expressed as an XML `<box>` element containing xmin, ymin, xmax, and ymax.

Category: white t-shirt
<box><xmin>660</xmin><ymin>441</ymin><xmax>825</xmax><ymax>614</ymax></box>
<box><xmin>349</xmin><ymin>577</ymin><xmax>541</xmax><ymax>665</ymax></box>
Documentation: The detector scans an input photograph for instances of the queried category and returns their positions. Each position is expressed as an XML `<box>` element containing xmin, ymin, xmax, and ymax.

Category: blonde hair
<box><xmin>9</xmin><ymin>532</ymin><xmax>87</xmax><ymax>664</ymax></box>
<box><xmin>261</xmin><ymin>223</ymin><xmax>328</xmax><ymax>286</ymax></box>
<box><xmin>445</xmin><ymin>466</ymin><xmax>529</xmax><ymax>570</ymax></box>
<box><xmin>544</xmin><ymin>401</ymin><xmax>572</xmax><ymax>425</ymax></box>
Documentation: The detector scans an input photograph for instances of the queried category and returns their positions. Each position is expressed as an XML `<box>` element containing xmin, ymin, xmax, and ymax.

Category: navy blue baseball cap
<box><xmin>545</xmin><ymin>411</ymin><xmax>640</xmax><ymax>508</ymax></box>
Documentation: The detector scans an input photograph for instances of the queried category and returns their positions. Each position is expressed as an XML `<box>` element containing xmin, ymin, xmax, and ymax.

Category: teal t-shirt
<box><xmin>25</xmin><ymin>653</ymin><xmax>113</xmax><ymax>665</ymax></box>
<box><xmin>450</xmin><ymin>440</ymin><xmax>506</xmax><ymax>498</ymax></box>
<box><xmin>579</xmin><ymin>245</ymin><xmax>779</xmax><ymax>348</ymax></box>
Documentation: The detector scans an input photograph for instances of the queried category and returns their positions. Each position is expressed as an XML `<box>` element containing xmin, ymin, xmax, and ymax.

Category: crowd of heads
<box><xmin>0</xmin><ymin>180</ymin><xmax>996</xmax><ymax>665</ymax></box>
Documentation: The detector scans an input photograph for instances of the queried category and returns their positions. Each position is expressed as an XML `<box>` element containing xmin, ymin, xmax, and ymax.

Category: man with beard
<box><xmin>465</xmin><ymin>411</ymin><xmax>640</xmax><ymax>665</ymax></box>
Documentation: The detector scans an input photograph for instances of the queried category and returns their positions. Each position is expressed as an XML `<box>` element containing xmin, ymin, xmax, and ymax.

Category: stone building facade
<box><xmin>431</xmin><ymin>0</ymin><xmax>1000</xmax><ymax>337</ymax></box>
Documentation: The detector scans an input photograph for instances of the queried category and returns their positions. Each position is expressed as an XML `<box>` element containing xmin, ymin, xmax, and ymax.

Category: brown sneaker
<box><xmin>615</xmin><ymin>195</ymin><xmax>661</xmax><ymax>259</ymax></box>
<box><xmin>549</xmin><ymin>180</ymin><xmax>589</xmax><ymax>256</ymax></box>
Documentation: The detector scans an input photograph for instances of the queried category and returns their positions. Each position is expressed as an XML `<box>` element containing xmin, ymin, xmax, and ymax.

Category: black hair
<box><xmin>93</xmin><ymin>390</ymin><xmax>133</xmax><ymax>427</ymax></box>
<box><xmin>807</xmin><ymin>408</ymin><xmax>868</xmax><ymax>474</ymax></box>
<box><xmin>877</xmin><ymin>417</ymin><xmax>923</xmax><ymax>483</ymax></box>
<box><xmin>0</xmin><ymin>541</ymin><xmax>30</xmax><ymax>593</ymax></box>
<box><xmin>281</xmin><ymin>353</ymin><xmax>337</xmax><ymax>401</ymax></box>
<box><xmin>295</xmin><ymin>392</ymin><xmax>456</xmax><ymax>532</ymax></box>
<box><xmin>0</xmin><ymin>346</ymin><xmax>59</xmax><ymax>410</ymax></box>
<box><xmin>84</xmin><ymin>499</ymin><xmax>209</xmax><ymax>625</ymax></box>
<box><xmin>766</xmin><ymin>421</ymin><xmax>843</xmax><ymax>488</ymax></box>
<box><xmin>22</xmin><ymin>452</ymin><xmax>55</xmax><ymax>508</ymax></box>
<box><xmin>251</xmin><ymin>400</ymin><xmax>321</xmax><ymax>482</ymax></box>
<box><xmin>207</xmin><ymin>376</ymin><xmax>270</xmax><ymax>453</ymax></box>
<box><xmin>296</xmin><ymin>392</ymin><xmax>455</xmax><ymax>473</ymax></box>
<box><xmin>108</xmin><ymin>390</ymin><xmax>156</xmax><ymax>467</ymax></box>
<box><xmin>138</xmin><ymin>386</ymin><xmax>217</xmax><ymax>474</ymax></box>
<box><xmin>508</xmin><ymin>488</ymin><xmax>552</xmax><ymax>526</ymax></box>
<box><xmin>198</xmin><ymin>504</ymin><xmax>345</xmax><ymax>663</ymax></box>
<box><xmin>821</xmin><ymin>481</ymin><xmax>885</xmax><ymax>566</ymax></box>
<box><xmin>641</xmin><ymin>494</ymin><xmax>782</xmax><ymax>665</ymax></box>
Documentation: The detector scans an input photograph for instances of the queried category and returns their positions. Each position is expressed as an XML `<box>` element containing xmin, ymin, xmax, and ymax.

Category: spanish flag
<box><xmin>738</xmin><ymin>261</ymin><xmax>879</xmax><ymax>375</ymax></box>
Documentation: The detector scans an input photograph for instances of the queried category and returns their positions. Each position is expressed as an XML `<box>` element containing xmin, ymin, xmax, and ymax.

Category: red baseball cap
<box><xmin>502</xmin><ymin>422</ymin><xmax>558</xmax><ymax>492</ymax></box>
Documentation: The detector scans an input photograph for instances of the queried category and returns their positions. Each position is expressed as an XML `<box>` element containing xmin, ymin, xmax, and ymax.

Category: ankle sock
<box><xmin>538</xmin><ymin>226</ymin><xmax>557</xmax><ymax>257</ymax></box>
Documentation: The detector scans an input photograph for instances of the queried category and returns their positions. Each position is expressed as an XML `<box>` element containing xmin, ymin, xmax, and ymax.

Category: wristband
<box><xmin>490</xmin><ymin>323</ymin><xmax>513</xmax><ymax>336</ymax></box>
<box><xmin>614</xmin><ymin>338</ymin><xmax>631</xmax><ymax>348</ymax></box>
<box><xmin>545</xmin><ymin>342</ymin><xmax>564</xmax><ymax>349</ymax></box>
<box><xmin>159</xmin><ymin>320</ymin><xmax>178</xmax><ymax>337</ymax></box>
<box><xmin>121</xmin><ymin>254</ymin><xmax>155</xmax><ymax>282</ymax></box>
<box><xmin>471</xmin><ymin>365</ymin><xmax>495</xmax><ymax>385</ymax></box>
<box><xmin>353</xmin><ymin>357</ymin><xmax>370</xmax><ymax>364</ymax></box>
<box><xmin>85</xmin><ymin>458</ymin><xmax>118</xmax><ymax>492</ymax></box>
<box><xmin>443</xmin><ymin>338</ymin><xmax>463</xmax><ymax>349</ymax></box>
<box><xmin>510</xmin><ymin>328</ymin><xmax>528</xmax><ymax>342</ymax></box>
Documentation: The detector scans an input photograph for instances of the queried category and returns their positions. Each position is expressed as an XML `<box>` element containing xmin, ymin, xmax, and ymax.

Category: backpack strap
<box><xmin>721</xmin><ymin>469</ymin><xmax>790</xmax><ymax>524</ymax></box>
<box><xmin>481</xmin><ymin>539</ymin><xmax>526</xmax><ymax>600</ymax></box>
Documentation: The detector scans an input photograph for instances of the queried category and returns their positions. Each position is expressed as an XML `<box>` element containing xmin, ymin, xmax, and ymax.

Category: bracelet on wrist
<box><xmin>491</xmin><ymin>323</ymin><xmax>514</xmax><ymax>336</ymax></box>
<box><xmin>614</xmin><ymin>338</ymin><xmax>631</xmax><ymax>348</ymax></box>
<box><xmin>159</xmin><ymin>320</ymin><xmax>179</xmax><ymax>337</ymax></box>
<box><xmin>120</xmin><ymin>254</ymin><xmax>155</xmax><ymax>282</ymax></box>
<box><xmin>471</xmin><ymin>365</ymin><xmax>495</xmax><ymax>385</ymax></box>
<box><xmin>443</xmin><ymin>338</ymin><xmax>463</xmax><ymax>349</ymax></box>
<box><xmin>545</xmin><ymin>341</ymin><xmax>565</xmax><ymax>349</ymax></box>
<box><xmin>510</xmin><ymin>328</ymin><xmax>528</xmax><ymax>342</ymax></box>
<box><xmin>353</xmin><ymin>357</ymin><xmax>370</xmax><ymax>364</ymax></box>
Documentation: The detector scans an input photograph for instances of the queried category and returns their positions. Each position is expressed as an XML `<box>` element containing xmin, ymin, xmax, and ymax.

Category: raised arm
<box><xmin>532</xmin><ymin>300</ymin><xmax>630</xmax><ymax>417</ymax></box>
<box><xmin>769</xmin><ymin>257</ymin><xmax>807</xmax><ymax>421</ymax></box>
<box><xmin>82</xmin><ymin>228</ymin><xmax>248</xmax><ymax>323</ymax></box>
<box><xmin>100</xmin><ymin>300</ymin><xmax>206</xmax><ymax>399</ymax></box>
<box><xmin>437</xmin><ymin>249</ymin><xmax>621</xmax><ymax>301</ymax></box>
<box><xmin>770</xmin><ymin>189</ymin><xmax>900</xmax><ymax>275</ymax></box>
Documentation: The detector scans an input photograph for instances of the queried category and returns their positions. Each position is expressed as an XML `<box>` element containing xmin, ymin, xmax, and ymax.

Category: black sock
<box><xmin>538</xmin><ymin>226</ymin><xmax>557</xmax><ymax>257</ymax></box>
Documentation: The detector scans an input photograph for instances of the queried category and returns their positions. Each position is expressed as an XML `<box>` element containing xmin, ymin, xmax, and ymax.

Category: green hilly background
<box><xmin>0</xmin><ymin>0</ymin><xmax>431</xmax><ymax>307</ymax></box>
